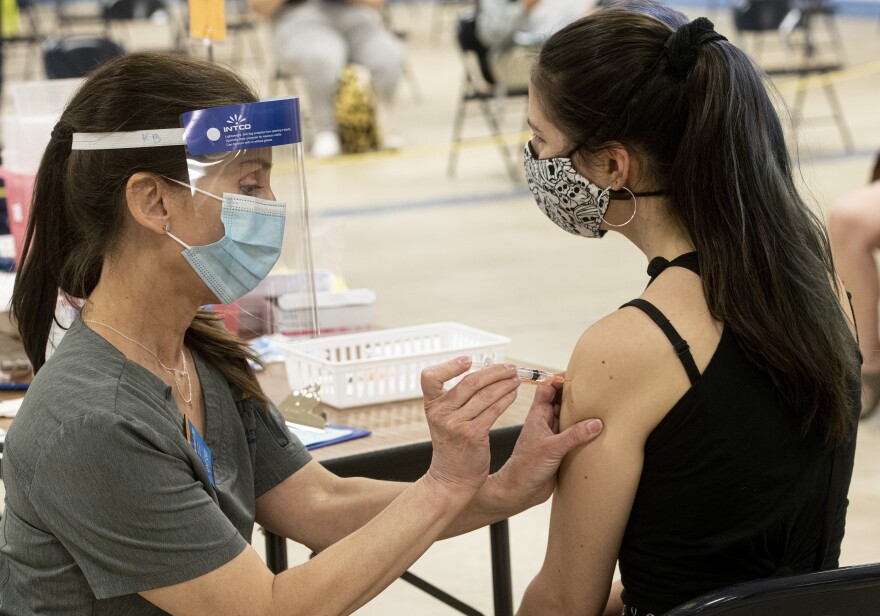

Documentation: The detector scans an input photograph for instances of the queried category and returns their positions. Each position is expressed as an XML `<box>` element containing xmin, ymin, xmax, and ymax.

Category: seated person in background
<box><xmin>250</xmin><ymin>0</ymin><xmax>404</xmax><ymax>158</ymax></box>
<box><xmin>516</xmin><ymin>2</ymin><xmax>860</xmax><ymax>615</ymax></box>
<box><xmin>475</xmin><ymin>0</ymin><xmax>592</xmax><ymax>90</ymax></box>
<box><xmin>827</xmin><ymin>151</ymin><xmax>880</xmax><ymax>417</ymax></box>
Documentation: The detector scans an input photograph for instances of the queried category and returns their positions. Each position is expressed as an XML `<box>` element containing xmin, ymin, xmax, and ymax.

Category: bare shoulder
<box><xmin>562</xmin><ymin>308</ymin><xmax>691</xmax><ymax>439</ymax></box>
<box><xmin>567</xmin><ymin>308</ymin><xmax>660</xmax><ymax>382</ymax></box>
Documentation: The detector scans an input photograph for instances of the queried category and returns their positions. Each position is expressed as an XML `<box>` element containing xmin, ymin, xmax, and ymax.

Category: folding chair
<box><xmin>731</xmin><ymin>0</ymin><xmax>791</xmax><ymax>59</ymax></box>
<box><xmin>447</xmin><ymin>15</ymin><xmax>528</xmax><ymax>182</ymax></box>
<box><xmin>53</xmin><ymin>0</ymin><xmax>104</xmax><ymax>34</ymax></box>
<box><xmin>43</xmin><ymin>35</ymin><xmax>125</xmax><ymax>79</ymax></box>
<box><xmin>102</xmin><ymin>0</ymin><xmax>166</xmax><ymax>21</ymax></box>
<box><xmin>768</xmin><ymin>0</ymin><xmax>853</xmax><ymax>151</ymax></box>
<box><xmin>53</xmin><ymin>0</ymin><xmax>173</xmax><ymax>48</ymax></box>
<box><xmin>665</xmin><ymin>562</ymin><xmax>880</xmax><ymax>615</ymax></box>
<box><xmin>733</xmin><ymin>0</ymin><xmax>852</xmax><ymax>151</ymax></box>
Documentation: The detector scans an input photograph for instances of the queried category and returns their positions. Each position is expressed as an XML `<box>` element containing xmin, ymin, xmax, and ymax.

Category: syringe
<box><xmin>480</xmin><ymin>358</ymin><xmax>564</xmax><ymax>385</ymax></box>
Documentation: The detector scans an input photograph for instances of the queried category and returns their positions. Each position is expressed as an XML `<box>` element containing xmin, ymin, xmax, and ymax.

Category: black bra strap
<box><xmin>621</xmin><ymin>298</ymin><xmax>701</xmax><ymax>385</ymax></box>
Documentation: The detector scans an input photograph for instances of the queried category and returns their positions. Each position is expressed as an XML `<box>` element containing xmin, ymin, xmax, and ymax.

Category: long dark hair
<box><xmin>11</xmin><ymin>51</ymin><xmax>268</xmax><ymax>407</ymax></box>
<box><xmin>532</xmin><ymin>1</ymin><xmax>858</xmax><ymax>447</ymax></box>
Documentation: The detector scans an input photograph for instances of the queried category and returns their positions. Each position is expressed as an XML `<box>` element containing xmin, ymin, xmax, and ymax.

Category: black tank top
<box><xmin>617</xmin><ymin>253</ymin><xmax>858</xmax><ymax>614</ymax></box>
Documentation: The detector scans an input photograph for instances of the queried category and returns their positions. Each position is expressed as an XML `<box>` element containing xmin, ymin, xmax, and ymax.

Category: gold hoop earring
<box><xmin>599</xmin><ymin>186</ymin><xmax>637</xmax><ymax>228</ymax></box>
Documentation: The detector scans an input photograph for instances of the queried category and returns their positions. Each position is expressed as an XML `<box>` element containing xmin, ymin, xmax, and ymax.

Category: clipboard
<box><xmin>286</xmin><ymin>422</ymin><xmax>371</xmax><ymax>450</ymax></box>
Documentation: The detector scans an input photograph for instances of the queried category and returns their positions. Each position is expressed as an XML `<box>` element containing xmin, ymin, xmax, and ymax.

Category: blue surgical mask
<box><xmin>164</xmin><ymin>179</ymin><xmax>286</xmax><ymax>305</ymax></box>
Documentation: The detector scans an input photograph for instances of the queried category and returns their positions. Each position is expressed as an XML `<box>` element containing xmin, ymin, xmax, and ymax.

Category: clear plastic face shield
<box><xmin>71</xmin><ymin>98</ymin><xmax>319</xmax><ymax>339</ymax></box>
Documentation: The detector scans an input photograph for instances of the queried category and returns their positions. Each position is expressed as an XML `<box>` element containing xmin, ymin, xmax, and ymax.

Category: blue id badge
<box><xmin>185</xmin><ymin>417</ymin><xmax>216</xmax><ymax>488</ymax></box>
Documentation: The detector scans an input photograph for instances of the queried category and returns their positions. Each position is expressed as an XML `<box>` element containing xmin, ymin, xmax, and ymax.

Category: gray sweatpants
<box><xmin>272</xmin><ymin>1</ymin><xmax>405</xmax><ymax>133</ymax></box>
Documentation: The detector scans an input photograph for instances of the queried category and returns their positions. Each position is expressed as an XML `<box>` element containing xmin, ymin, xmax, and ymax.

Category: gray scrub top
<box><xmin>0</xmin><ymin>318</ymin><xmax>312</xmax><ymax>614</ymax></box>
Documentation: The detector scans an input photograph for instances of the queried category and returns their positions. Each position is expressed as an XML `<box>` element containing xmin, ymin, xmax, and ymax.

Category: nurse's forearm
<box><xmin>301</xmin><ymin>477</ymin><xmax>408</xmax><ymax>552</ymax></box>
<box><xmin>442</xmin><ymin>474</ymin><xmax>520</xmax><ymax>536</ymax></box>
<box><xmin>304</xmin><ymin>473</ymin><xmax>515</xmax><ymax>552</ymax></box>
<box><xmin>271</xmin><ymin>475</ymin><xmax>473</xmax><ymax>616</ymax></box>
<box><xmin>304</xmin><ymin>476</ymin><xmax>510</xmax><ymax>550</ymax></box>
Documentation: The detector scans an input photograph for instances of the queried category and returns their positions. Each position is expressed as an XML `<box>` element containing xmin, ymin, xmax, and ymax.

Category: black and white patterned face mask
<box><xmin>523</xmin><ymin>141</ymin><xmax>614</xmax><ymax>238</ymax></box>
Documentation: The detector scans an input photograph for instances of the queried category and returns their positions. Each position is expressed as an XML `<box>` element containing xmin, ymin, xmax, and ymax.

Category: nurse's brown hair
<box><xmin>11</xmin><ymin>51</ymin><xmax>269</xmax><ymax>408</ymax></box>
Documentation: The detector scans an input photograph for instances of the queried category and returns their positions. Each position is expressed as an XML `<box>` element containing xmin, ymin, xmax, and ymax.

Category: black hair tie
<box><xmin>51</xmin><ymin>122</ymin><xmax>73</xmax><ymax>143</ymax></box>
<box><xmin>664</xmin><ymin>17</ymin><xmax>727</xmax><ymax>79</ymax></box>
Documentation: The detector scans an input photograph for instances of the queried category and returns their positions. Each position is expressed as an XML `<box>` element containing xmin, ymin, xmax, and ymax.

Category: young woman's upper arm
<box><xmin>534</xmin><ymin>409</ymin><xmax>645</xmax><ymax>614</ymax></box>
<box><xmin>519</xmin><ymin>313</ymin><xmax>674</xmax><ymax>616</ymax></box>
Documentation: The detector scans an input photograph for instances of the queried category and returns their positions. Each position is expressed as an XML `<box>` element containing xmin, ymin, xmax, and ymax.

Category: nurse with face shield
<box><xmin>1</xmin><ymin>52</ymin><xmax>603</xmax><ymax>615</ymax></box>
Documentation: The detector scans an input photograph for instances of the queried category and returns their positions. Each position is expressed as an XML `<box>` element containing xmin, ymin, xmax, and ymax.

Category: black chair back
<box><xmin>665</xmin><ymin>562</ymin><xmax>880</xmax><ymax>615</ymax></box>
<box><xmin>732</xmin><ymin>0</ymin><xmax>791</xmax><ymax>31</ymax></box>
<box><xmin>101</xmin><ymin>0</ymin><xmax>166</xmax><ymax>21</ymax></box>
<box><xmin>456</xmin><ymin>15</ymin><xmax>496</xmax><ymax>86</ymax></box>
<box><xmin>43</xmin><ymin>36</ymin><xmax>126</xmax><ymax>79</ymax></box>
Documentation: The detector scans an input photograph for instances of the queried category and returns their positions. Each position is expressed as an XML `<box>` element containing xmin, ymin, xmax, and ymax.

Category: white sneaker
<box><xmin>311</xmin><ymin>131</ymin><xmax>342</xmax><ymax>158</ymax></box>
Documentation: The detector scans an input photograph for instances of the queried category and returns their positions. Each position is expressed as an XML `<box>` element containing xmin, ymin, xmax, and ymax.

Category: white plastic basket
<box><xmin>284</xmin><ymin>322</ymin><xmax>510</xmax><ymax>408</ymax></box>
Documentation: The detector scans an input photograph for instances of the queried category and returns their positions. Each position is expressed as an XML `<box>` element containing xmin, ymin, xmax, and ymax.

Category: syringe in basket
<box><xmin>479</xmin><ymin>358</ymin><xmax>564</xmax><ymax>385</ymax></box>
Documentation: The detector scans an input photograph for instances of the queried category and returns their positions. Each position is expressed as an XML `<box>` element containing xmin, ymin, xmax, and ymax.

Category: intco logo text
<box><xmin>225</xmin><ymin>113</ymin><xmax>251</xmax><ymax>133</ymax></box>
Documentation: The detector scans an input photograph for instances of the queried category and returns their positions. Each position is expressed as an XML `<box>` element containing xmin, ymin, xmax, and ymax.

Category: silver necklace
<box><xmin>84</xmin><ymin>319</ymin><xmax>193</xmax><ymax>405</ymax></box>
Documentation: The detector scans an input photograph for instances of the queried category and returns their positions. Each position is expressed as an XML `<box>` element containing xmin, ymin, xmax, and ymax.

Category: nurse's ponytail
<box><xmin>12</xmin><ymin>126</ymin><xmax>82</xmax><ymax>373</ymax></box>
<box><xmin>11</xmin><ymin>52</ymin><xmax>270</xmax><ymax>409</ymax></box>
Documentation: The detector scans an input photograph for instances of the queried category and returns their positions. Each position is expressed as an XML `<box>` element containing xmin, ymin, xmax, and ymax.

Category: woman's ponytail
<box><xmin>11</xmin><ymin>128</ymin><xmax>77</xmax><ymax>373</ymax></box>
<box><xmin>668</xmin><ymin>33</ymin><xmax>858</xmax><ymax>447</ymax></box>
